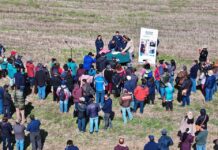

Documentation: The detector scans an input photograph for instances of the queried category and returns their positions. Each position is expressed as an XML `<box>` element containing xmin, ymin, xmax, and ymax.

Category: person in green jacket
<box><xmin>196</xmin><ymin>128</ymin><xmax>208</xmax><ymax>150</ymax></box>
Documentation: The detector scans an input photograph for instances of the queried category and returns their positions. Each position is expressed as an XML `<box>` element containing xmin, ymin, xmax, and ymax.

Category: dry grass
<box><xmin>0</xmin><ymin>0</ymin><xmax>218</xmax><ymax>150</ymax></box>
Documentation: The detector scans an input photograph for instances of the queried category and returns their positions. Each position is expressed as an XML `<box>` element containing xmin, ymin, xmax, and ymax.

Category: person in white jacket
<box><xmin>122</xmin><ymin>35</ymin><xmax>134</xmax><ymax>61</ymax></box>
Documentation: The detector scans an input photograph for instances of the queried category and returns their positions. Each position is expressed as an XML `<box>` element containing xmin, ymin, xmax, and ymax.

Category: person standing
<box><xmin>189</xmin><ymin>60</ymin><xmax>199</xmax><ymax>93</ymax></box>
<box><xmin>14</xmin><ymin>67</ymin><xmax>25</xmax><ymax>92</ymax></box>
<box><xmin>35</xmin><ymin>64</ymin><xmax>47</xmax><ymax>100</ymax></box>
<box><xmin>26</xmin><ymin>59</ymin><xmax>35</xmax><ymax>90</ymax></box>
<box><xmin>102</xmin><ymin>93</ymin><xmax>112</xmax><ymax>130</ymax></box>
<box><xmin>119</xmin><ymin>89</ymin><xmax>133</xmax><ymax>124</ymax></box>
<box><xmin>147</xmin><ymin>77</ymin><xmax>156</xmax><ymax>105</ymax></box>
<box><xmin>50</xmin><ymin>72</ymin><xmax>62</xmax><ymax>102</ymax></box>
<box><xmin>158</xmin><ymin>129</ymin><xmax>173</xmax><ymax>150</ymax></box>
<box><xmin>180</xmin><ymin>128</ymin><xmax>194</xmax><ymax>150</ymax></box>
<box><xmin>67</xmin><ymin>58</ymin><xmax>78</xmax><ymax>79</ymax></box>
<box><xmin>83</xmin><ymin>52</ymin><xmax>96</xmax><ymax>71</ymax></box>
<box><xmin>122</xmin><ymin>35</ymin><xmax>134</xmax><ymax>61</ymax></box>
<box><xmin>7</xmin><ymin>58</ymin><xmax>17</xmax><ymax>89</ymax></box>
<box><xmin>134</xmin><ymin>79</ymin><xmax>149</xmax><ymax>114</ymax></box>
<box><xmin>195</xmin><ymin>109</ymin><xmax>209</xmax><ymax>130</ymax></box>
<box><xmin>77</xmin><ymin>97</ymin><xmax>87</xmax><ymax>132</ymax></box>
<box><xmin>72</xmin><ymin>83</ymin><xmax>83</xmax><ymax>111</ymax></box>
<box><xmin>56</xmin><ymin>81</ymin><xmax>71</xmax><ymax>113</ymax></box>
<box><xmin>13</xmin><ymin>119</ymin><xmax>26</xmax><ymax>150</ymax></box>
<box><xmin>65</xmin><ymin>140</ymin><xmax>79</xmax><ymax>150</ymax></box>
<box><xmin>0</xmin><ymin>117</ymin><xmax>13</xmax><ymax>150</ymax></box>
<box><xmin>3</xmin><ymin>84</ymin><xmax>13</xmax><ymax>119</ymax></box>
<box><xmin>204</xmin><ymin>70</ymin><xmax>216</xmax><ymax>101</ymax></box>
<box><xmin>144</xmin><ymin>135</ymin><xmax>159</xmax><ymax>150</ymax></box>
<box><xmin>26</xmin><ymin>115</ymin><xmax>42</xmax><ymax>150</ymax></box>
<box><xmin>95</xmin><ymin>35</ymin><xmax>104</xmax><ymax>54</ymax></box>
<box><xmin>163</xmin><ymin>82</ymin><xmax>174</xmax><ymax>111</ymax></box>
<box><xmin>86</xmin><ymin>98</ymin><xmax>100</xmax><ymax>134</ymax></box>
<box><xmin>0</xmin><ymin>86</ymin><xmax>4</xmax><ymax>115</ymax></box>
<box><xmin>181</xmin><ymin>75</ymin><xmax>192</xmax><ymax>107</ymax></box>
<box><xmin>196</xmin><ymin>128</ymin><xmax>208</xmax><ymax>150</ymax></box>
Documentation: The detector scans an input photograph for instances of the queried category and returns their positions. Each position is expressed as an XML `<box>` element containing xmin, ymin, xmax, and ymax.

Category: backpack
<box><xmin>59</xmin><ymin>87</ymin><xmax>66</xmax><ymax>101</ymax></box>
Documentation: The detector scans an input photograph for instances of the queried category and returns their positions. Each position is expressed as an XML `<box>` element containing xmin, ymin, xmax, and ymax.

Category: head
<box><xmin>97</xmin><ymin>35</ymin><xmax>102</xmax><ymax>40</ymax></box>
<box><xmin>30</xmin><ymin>114</ymin><xmax>35</xmax><ymax>120</ymax></box>
<box><xmin>66</xmin><ymin>140</ymin><xmax>73</xmax><ymax>146</ymax></box>
<box><xmin>118</xmin><ymin>138</ymin><xmax>124</xmax><ymax>145</ymax></box>
<box><xmin>193</xmin><ymin>60</ymin><xmax>198</xmax><ymax>65</ymax></box>
<box><xmin>63</xmin><ymin>64</ymin><xmax>68</xmax><ymax>71</ymax></box>
<box><xmin>3</xmin><ymin>84</ymin><xmax>9</xmax><ymax>92</ymax></box>
<box><xmin>79</xmin><ymin>64</ymin><xmax>83</xmax><ymax>69</ymax></box>
<box><xmin>200</xmin><ymin>108</ymin><xmax>206</xmax><ymax>116</ymax></box>
<box><xmin>115</xmin><ymin>31</ymin><xmax>120</xmax><ymax>35</ymax></box>
<box><xmin>143</xmin><ymin>63</ymin><xmax>150</xmax><ymax>69</ymax></box>
<box><xmin>182</xmin><ymin>65</ymin><xmax>187</xmax><ymax>71</ymax></box>
<box><xmin>104</xmin><ymin>93</ymin><xmax>110</xmax><ymax>100</ymax></box>
<box><xmin>126</xmin><ymin>75</ymin><xmax>131</xmax><ymax>81</ymax></box>
<box><xmin>170</xmin><ymin>59</ymin><xmax>176</xmax><ymax>67</ymax></box>
<box><xmin>68</xmin><ymin>58</ymin><xmax>72</xmax><ymax>63</ymax></box>
<box><xmin>79</xmin><ymin>97</ymin><xmax>86</xmax><ymax>103</ymax></box>
<box><xmin>123</xmin><ymin>35</ymin><xmax>130</xmax><ymax>41</ymax></box>
<box><xmin>161</xmin><ymin>129</ymin><xmax>167</xmax><ymax>135</ymax></box>
<box><xmin>141</xmin><ymin>78</ymin><xmax>147</xmax><ymax>86</ymax></box>
<box><xmin>2</xmin><ymin>117</ymin><xmax>8</xmax><ymax>122</ymax></box>
<box><xmin>159</xmin><ymin>60</ymin><xmax>164</xmax><ymax>65</ymax></box>
<box><xmin>88</xmin><ymin>52</ymin><xmax>94</xmax><ymax>57</ymax></box>
<box><xmin>148</xmin><ymin>135</ymin><xmax>155</xmax><ymax>142</ymax></box>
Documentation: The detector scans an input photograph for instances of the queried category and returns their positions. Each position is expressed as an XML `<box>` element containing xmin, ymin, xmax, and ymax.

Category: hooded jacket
<box><xmin>134</xmin><ymin>85</ymin><xmax>149</xmax><ymax>101</ymax></box>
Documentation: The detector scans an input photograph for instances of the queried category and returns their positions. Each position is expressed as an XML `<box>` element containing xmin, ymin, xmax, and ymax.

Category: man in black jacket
<box><xmin>96</xmin><ymin>53</ymin><xmax>107</xmax><ymax>72</ymax></box>
<box><xmin>50</xmin><ymin>72</ymin><xmax>61</xmax><ymax>102</ymax></box>
<box><xmin>77</xmin><ymin>97</ymin><xmax>87</xmax><ymax>132</ymax></box>
<box><xmin>3</xmin><ymin>85</ymin><xmax>12</xmax><ymax>119</ymax></box>
<box><xmin>35</xmin><ymin>64</ymin><xmax>47</xmax><ymax>100</ymax></box>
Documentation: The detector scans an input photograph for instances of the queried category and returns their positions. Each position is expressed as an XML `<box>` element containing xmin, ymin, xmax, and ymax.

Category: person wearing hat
<box><xmin>204</xmin><ymin>70</ymin><xmax>216</xmax><ymax>101</ymax></box>
<box><xmin>114</xmin><ymin>137</ymin><xmax>129</xmax><ymax>150</ymax></box>
<box><xmin>26</xmin><ymin>58</ymin><xmax>35</xmax><ymax>89</ymax></box>
<box><xmin>3</xmin><ymin>84</ymin><xmax>13</xmax><ymax>119</ymax></box>
<box><xmin>86</xmin><ymin>97</ymin><xmax>100</xmax><ymax>134</ymax></box>
<box><xmin>26</xmin><ymin>115</ymin><xmax>42</xmax><ymax>150</ymax></box>
<box><xmin>0</xmin><ymin>117</ymin><xmax>13</xmax><ymax>150</ymax></box>
<box><xmin>56</xmin><ymin>80</ymin><xmax>71</xmax><ymax>113</ymax></box>
<box><xmin>83</xmin><ymin>52</ymin><xmax>96</xmax><ymax>71</ymax></box>
<box><xmin>77</xmin><ymin>97</ymin><xmax>87</xmax><ymax>132</ymax></box>
<box><xmin>158</xmin><ymin>129</ymin><xmax>173</xmax><ymax>150</ymax></box>
<box><xmin>13</xmin><ymin>119</ymin><xmax>26</xmax><ymax>150</ymax></box>
<box><xmin>143</xmin><ymin>135</ymin><xmax>159</xmax><ymax>150</ymax></box>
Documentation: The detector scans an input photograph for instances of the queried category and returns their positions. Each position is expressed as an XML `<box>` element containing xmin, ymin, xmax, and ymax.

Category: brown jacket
<box><xmin>119</xmin><ymin>93</ymin><xmax>132</xmax><ymax>108</ymax></box>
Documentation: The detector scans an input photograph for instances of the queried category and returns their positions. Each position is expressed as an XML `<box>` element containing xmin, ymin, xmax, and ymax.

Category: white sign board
<box><xmin>138</xmin><ymin>28</ymin><xmax>158</xmax><ymax>65</ymax></box>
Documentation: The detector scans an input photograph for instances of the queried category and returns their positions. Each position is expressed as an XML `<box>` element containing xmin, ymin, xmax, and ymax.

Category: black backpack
<box><xmin>59</xmin><ymin>87</ymin><xmax>66</xmax><ymax>101</ymax></box>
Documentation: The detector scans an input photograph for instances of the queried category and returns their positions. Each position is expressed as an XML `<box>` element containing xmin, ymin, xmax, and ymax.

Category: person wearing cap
<box><xmin>56</xmin><ymin>81</ymin><xmax>71</xmax><ymax>113</ymax></box>
<box><xmin>204</xmin><ymin>70</ymin><xmax>216</xmax><ymax>101</ymax></box>
<box><xmin>95</xmin><ymin>35</ymin><xmax>104</xmax><ymax>54</ymax></box>
<box><xmin>120</xmin><ymin>89</ymin><xmax>133</xmax><ymax>124</ymax></box>
<box><xmin>158</xmin><ymin>129</ymin><xmax>173</xmax><ymax>150</ymax></box>
<box><xmin>179</xmin><ymin>111</ymin><xmax>196</xmax><ymax>136</ymax></box>
<box><xmin>65</xmin><ymin>140</ymin><xmax>79</xmax><ymax>150</ymax></box>
<box><xmin>26</xmin><ymin>58</ymin><xmax>35</xmax><ymax>89</ymax></box>
<box><xmin>94</xmin><ymin>72</ymin><xmax>107</xmax><ymax>106</ymax></box>
<box><xmin>134</xmin><ymin>79</ymin><xmax>149</xmax><ymax>114</ymax></box>
<box><xmin>0</xmin><ymin>117</ymin><xmax>13</xmax><ymax>150</ymax></box>
<box><xmin>27</xmin><ymin>115</ymin><xmax>42</xmax><ymax>150</ymax></box>
<box><xmin>3</xmin><ymin>84</ymin><xmax>13</xmax><ymax>119</ymax></box>
<box><xmin>13</xmin><ymin>119</ymin><xmax>26</xmax><ymax>150</ymax></box>
<box><xmin>102</xmin><ymin>93</ymin><xmax>113</xmax><ymax>130</ymax></box>
<box><xmin>86</xmin><ymin>98</ymin><xmax>100</xmax><ymax>134</ymax></box>
<box><xmin>180</xmin><ymin>128</ymin><xmax>194</xmax><ymax>150</ymax></box>
<box><xmin>35</xmin><ymin>64</ymin><xmax>47</xmax><ymax>100</ymax></box>
<box><xmin>143</xmin><ymin>135</ymin><xmax>159</xmax><ymax>150</ymax></box>
<box><xmin>77</xmin><ymin>97</ymin><xmax>87</xmax><ymax>132</ymax></box>
<box><xmin>83</xmin><ymin>52</ymin><xmax>96</xmax><ymax>71</ymax></box>
<box><xmin>114</xmin><ymin>138</ymin><xmax>129</xmax><ymax>150</ymax></box>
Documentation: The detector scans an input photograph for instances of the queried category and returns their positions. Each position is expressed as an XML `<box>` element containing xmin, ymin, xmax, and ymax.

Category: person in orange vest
<box><xmin>133</xmin><ymin>78</ymin><xmax>149</xmax><ymax>114</ymax></box>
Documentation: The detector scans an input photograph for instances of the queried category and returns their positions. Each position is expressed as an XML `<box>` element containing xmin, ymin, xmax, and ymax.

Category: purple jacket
<box><xmin>181</xmin><ymin>134</ymin><xmax>194</xmax><ymax>150</ymax></box>
<box><xmin>72</xmin><ymin>84</ymin><xmax>82</xmax><ymax>103</ymax></box>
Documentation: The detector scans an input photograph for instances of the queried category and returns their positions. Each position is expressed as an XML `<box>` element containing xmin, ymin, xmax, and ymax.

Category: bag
<box><xmin>195</xmin><ymin>116</ymin><xmax>207</xmax><ymax>131</ymax></box>
<box><xmin>59</xmin><ymin>87</ymin><xmax>66</xmax><ymax>100</ymax></box>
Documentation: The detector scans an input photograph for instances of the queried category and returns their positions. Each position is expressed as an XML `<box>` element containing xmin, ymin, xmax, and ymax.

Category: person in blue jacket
<box><xmin>144</xmin><ymin>135</ymin><xmax>159</xmax><ymax>150</ymax></box>
<box><xmin>205</xmin><ymin>70</ymin><xmax>216</xmax><ymax>101</ymax></box>
<box><xmin>95</xmin><ymin>35</ymin><xmax>104</xmax><ymax>54</ymax></box>
<box><xmin>189</xmin><ymin>60</ymin><xmax>199</xmax><ymax>92</ymax></box>
<box><xmin>158</xmin><ymin>129</ymin><xmax>173</xmax><ymax>150</ymax></box>
<box><xmin>65</xmin><ymin>140</ymin><xmax>79</xmax><ymax>150</ymax></box>
<box><xmin>112</xmin><ymin>31</ymin><xmax>124</xmax><ymax>52</ymax></box>
<box><xmin>83</xmin><ymin>52</ymin><xmax>96</xmax><ymax>71</ymax></box>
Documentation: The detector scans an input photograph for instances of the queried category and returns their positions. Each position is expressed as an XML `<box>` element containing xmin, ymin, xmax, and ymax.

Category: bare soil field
<box><xmin>0</xmin><ymin>0</ymin><xmax>218</xmax><ymax>150</ymax></box>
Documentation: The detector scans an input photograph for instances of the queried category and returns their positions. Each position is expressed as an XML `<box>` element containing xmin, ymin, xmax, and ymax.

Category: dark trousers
<box><xmin>166</xmin><ymin>101</ymin><xmax>173</xmax><ymax>111</ymax></box>
<box><xmin>104</xmin><ymin>113</ymin><xmax>112</xmax><ymax>129</ymax></box>
<box><xmin>148</xmin><ymin>94</ymin><xmax>155</xmax><ymax>104</ymax></box>
<box><xmin>78</xmin><ymin>118</ymin><xmax>86</xmax><ymax>132</ymax></box>
<box><xmin>2</xmin><ymin>136</ymin><xmax>12</xmax><ymax>150</ymax></box>
<box><xmin>30</xmin><ymin>131</ymin><xmax>42</xmax><ymax>150</ymax></box>
<box><xmin>3</xmin><ymin>105</ymin><xmax>11</xmax><ymax>119</ymax></box>
<box><xmin>53</xmin><ymin>87</ymin><xmax>58</xmax><ymax>102</ymax></box>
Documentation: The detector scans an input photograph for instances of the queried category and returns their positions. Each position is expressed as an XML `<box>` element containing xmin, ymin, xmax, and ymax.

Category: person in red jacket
<box><xmin>26</xmin><ymin>59</ymin><xmax>35</xmax><ymax>91</ymax></box>
<box><xmin>134</xmin><ymin>79</ymin><xmax>149</xmax><ymax>114</ymax></box>
<box><xmin>72</xmin><ymin>82</ymin><xmax>83</xmax><ymax>110</ymax></box>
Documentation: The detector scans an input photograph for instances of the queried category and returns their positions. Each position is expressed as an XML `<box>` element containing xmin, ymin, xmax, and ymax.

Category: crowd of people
<box><xmin>0</xmin><ymin>32</ymin><xmax>218</xmax><ymax>150</ymax></box>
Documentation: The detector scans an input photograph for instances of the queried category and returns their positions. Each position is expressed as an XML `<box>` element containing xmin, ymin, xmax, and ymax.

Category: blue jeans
<box><xmin>196</xmin><ymin>144</ymin><xmax>206</xmax><ymax>150</ymax></box>
<box><xmin>89</xmin><ymin>117</ymin><xmax>99</xmax><ymax>133</ymax></box>
<box><xmin>121</xmin><ymin>107</ymin><xmax>133</xmax><ymax>124</ymax></box>
<box><xmin>59</xmin><ymin>100</ymin><xmax>68</xmax><ymax>112</ymax></box>
<box><xmin>78</xmin><ymin>118</ymin><xmax>86</xmax><ymax>132</ymax></box>
<box><xmin>2</xmin><ymin>136</ymin><xmax>12</xmax><ymax>150</ymax></box>
<box><xmin>191</xmin><ymin>78</ymin><xmax>197</xmax><ymax>92</ymax></box>
<box><xmin>182</xmin><ymin>95</ymin><xmax>190</xmax><ymax>106</ymax></box>
<box><xmin>16</xmin><ymin>139</ymin><xmax>24</xmax><ymax>150</ymax></box>
<box><xmin>96</xmin><ymin>90</ymin><xmax>105</xmax><ymax>106</ymax></box>
<box><xmin>134</xmin><ymin>100</ymin><xmax>144</xmax><ymax>113</ymax></box>
<box><xmin>160</xmin><ymin>87</ymin><xmax>165</xmax><ymax>99</ymax></box>
<box><xmin>205</xmin><ymin>88</ymin><xmax>213</xmax><ymax>101</ymax></box>
<box><xmin>0</xmin><ymin>98</ymin><xmax>3</xmax><ymax>114</ymax></box>
<box><xmin>37</xmin><ymin>86</ymin><xmax>46</xmax><ymax>100</ymax></box>
<box><xmin>155</xmin><ymin>80</ymin><xmax>160</xmax><ymax>94</ymax></box>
